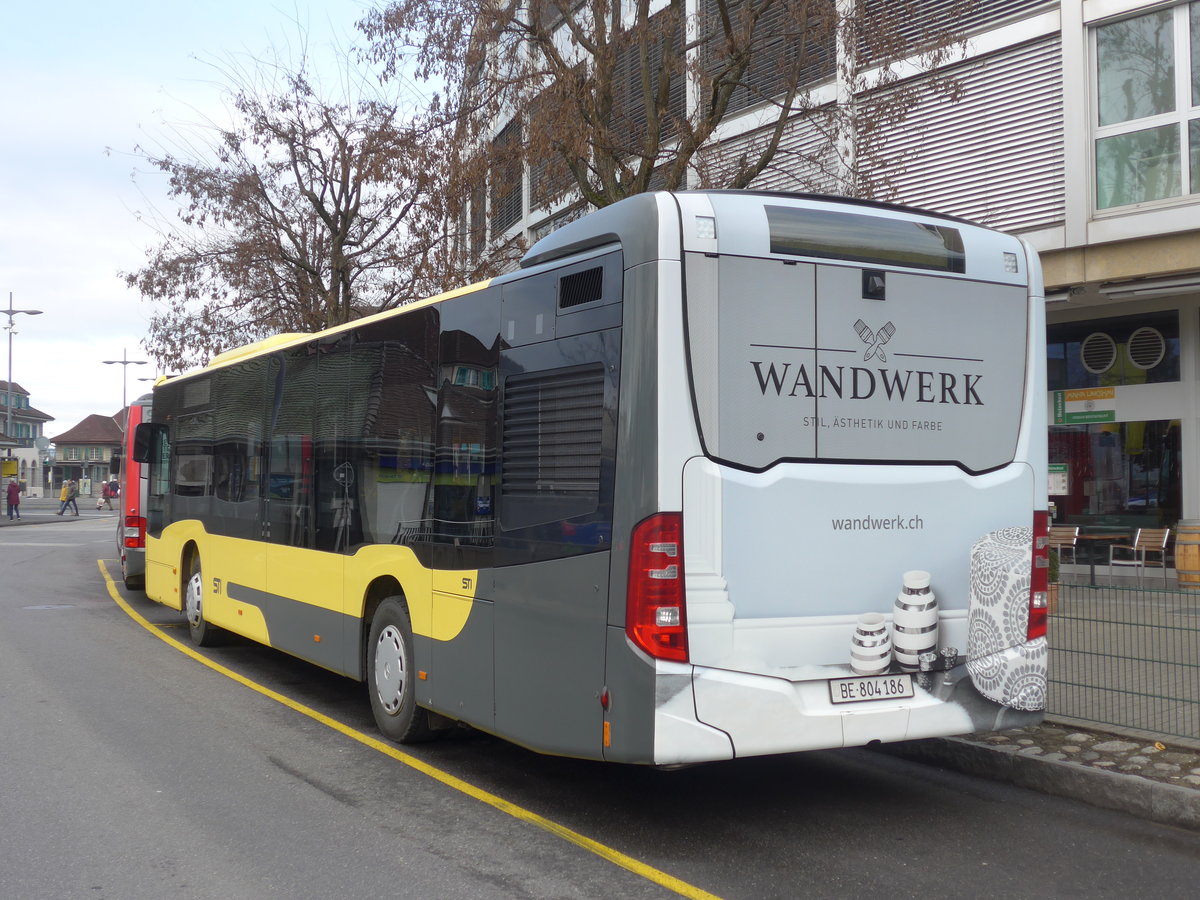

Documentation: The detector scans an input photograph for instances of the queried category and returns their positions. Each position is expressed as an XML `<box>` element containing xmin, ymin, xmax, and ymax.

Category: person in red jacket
<box><xmin>6</xmin><ymin>477</ymin><xmax>20</xmax><ymax>520</ymax></box>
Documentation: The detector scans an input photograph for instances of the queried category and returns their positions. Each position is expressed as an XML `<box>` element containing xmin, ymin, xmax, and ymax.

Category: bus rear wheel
<box><xmin>367</xmin><ymin>597</ymin><xmax>434</xmax><ymax>743</ymax></box>
<box><xmin>184</xmin><ymin>554</ymin><xmax>222</xmax><ymax>647</ymax></box>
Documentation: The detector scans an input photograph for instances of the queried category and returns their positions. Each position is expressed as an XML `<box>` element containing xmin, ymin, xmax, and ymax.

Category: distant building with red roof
<box><xmin>49</xmin><ymin>411</ymin><xmax>125</xmax><ymax>493</ymax></box>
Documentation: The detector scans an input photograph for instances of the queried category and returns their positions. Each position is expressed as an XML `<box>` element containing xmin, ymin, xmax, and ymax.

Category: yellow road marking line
<box><xmin>97</xmin><ymin>560</ymin><xmax>722</xmax><ymax>900</ymax></box>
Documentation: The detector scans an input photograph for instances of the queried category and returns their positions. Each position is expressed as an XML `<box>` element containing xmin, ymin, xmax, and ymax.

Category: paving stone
<box><xmin>1064</xmin><ymin>733</ymin><xmax>1092</xmax><ymax>743</ymax></box>
<box><xmin>1019</xmin><ymin>746</ymin><xmax>1044</xmax><ymax>755</ymax></box>
<box><xmin>1092</xmin><ymin>740</ymin><xmax>1140</xmax><ymax>753</ymax></box>
<box><xmin>1158</xmin><ymin>751</ymin><xmax>1194</xmax><ymax>765</ymax></box>
<box><xmin>1127</xmin><ymin>755</ymin><xmax>1151</xmax><ymax>765</ymax></box>
<box><xmin>1081</xmin><ymin>751</ymin><xmax>1100</xmax><ymax>761</ymax></box>
<box><xmin>1091</xmin><ymin>760</ymin><xmax>1117</xmax><ymax>767</ymax></box>
<box><xmin>1182</xmin><ymin>775</ymin><xmax>1200</xmax><ymax>786</ymax></box>
<box><xmin>1016</xmin><ymin>738</ymin><xmax>1036</xmax><ymax>746</ymax></box>
<box><xmin>1152</xmin><ymin>763</ymin><xmax>1182</xmax><ymax>773</ymax></box>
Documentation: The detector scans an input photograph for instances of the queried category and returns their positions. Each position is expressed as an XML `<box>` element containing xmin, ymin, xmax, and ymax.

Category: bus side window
<box><xmin>433</xmin><ymin>290</ymin><xmax>499</xmax><ymax>569</ymax></box>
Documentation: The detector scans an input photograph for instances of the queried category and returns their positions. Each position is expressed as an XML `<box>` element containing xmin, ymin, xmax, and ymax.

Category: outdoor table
<box><xmin>1075</xmin><ymin>532</ymin><xmax>1129</xmax><ymax>586</ymax></box>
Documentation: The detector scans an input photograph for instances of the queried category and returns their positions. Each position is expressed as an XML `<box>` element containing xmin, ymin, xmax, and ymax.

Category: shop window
<box><xmin>1047</xmin><ymin>310</ymin><xmax>1179</xmax><ymax>390</ymax></box>
<box><xmin>1050</xmin><ymin>419</ymin><xmax>1180</xmax><ymax>529</ymax></box>
<box><xmin>1094</xmin><ymin>3</ymin><xmax>1200</xmax><ymax>210</ymax></box>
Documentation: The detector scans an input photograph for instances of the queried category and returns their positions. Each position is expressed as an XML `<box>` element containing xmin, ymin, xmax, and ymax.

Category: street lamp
<box><xmin>102</xmin><ymin>348</ymin><xmax>149</xmax><ymax>414</ymax></box>
<box><xmin>4</xmin><ymin>292</ymin><xmax>43</xmax><ymax>448</ymax></box>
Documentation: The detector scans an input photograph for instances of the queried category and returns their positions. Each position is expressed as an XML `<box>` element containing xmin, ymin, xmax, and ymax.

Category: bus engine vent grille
<box><xmin>559</xmin><ymin>267</ymin><xmax>604</xmax><ymax>309</ymax></box>
<box><xmin>502</xmin><ymin>364</ymin><xmax>605</xmax><ymax>499</ymax></box>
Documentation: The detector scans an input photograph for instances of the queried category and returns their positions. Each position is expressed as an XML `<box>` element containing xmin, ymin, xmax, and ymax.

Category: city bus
<box><xmin>113</xmin><ymin>393</ymin><xmax>153</xmax><ymax>589</ymax></box>
<box><xmin>134</xmin><ymin>190</ymin><xmax>1048</xmax><ymax>765</ymax></box>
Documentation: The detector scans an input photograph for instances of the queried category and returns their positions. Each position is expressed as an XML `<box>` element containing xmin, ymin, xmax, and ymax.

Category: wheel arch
<box><xmin>357</xmin><ymin>575</ymin><xmax>406</xmax><ymax>681</ymax></box>
<box><xmin>180</xmin><ymin>539</ymin><xmax>201</xmax><ymax>579</ymax></box>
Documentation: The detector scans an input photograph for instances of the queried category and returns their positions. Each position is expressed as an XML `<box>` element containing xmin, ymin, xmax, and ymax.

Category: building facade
<box><xmin>471</xmin><ymin>0</ymin><xmax>1200</xmax><ymax>540</ymax></box>
<box><xmin>1</xmin><ymin>378</ymin><xmax>55</xmax><ymax>497</ymax></box>
<box><xmin>49</xmin><ymin>412</ymin><xmax>125</xmax><ymax>496</ymax></box>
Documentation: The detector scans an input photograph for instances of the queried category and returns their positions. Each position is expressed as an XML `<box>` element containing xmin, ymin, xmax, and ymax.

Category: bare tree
<box><xmin>125</xmin><ymin>54</ymin><xmax>460</xmax><ymax>372</ymax></box>
<box><xmin>360</xmin><ymin>0</ymin><xmax>966</xmax><ymax>221</ymax></box>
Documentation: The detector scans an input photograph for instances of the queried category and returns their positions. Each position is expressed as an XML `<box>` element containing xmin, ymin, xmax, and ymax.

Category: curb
<box><xmin>879</xmin><ymin>737</ymin><xmax>1200</xmax><ymax>831</ymax></box>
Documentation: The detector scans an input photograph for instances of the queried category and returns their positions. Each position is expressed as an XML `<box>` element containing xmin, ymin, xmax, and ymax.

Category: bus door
<box><xmin>261</xmin><ymin>348</ymin><xmax>346</xmax><ymax>672</ymax></box>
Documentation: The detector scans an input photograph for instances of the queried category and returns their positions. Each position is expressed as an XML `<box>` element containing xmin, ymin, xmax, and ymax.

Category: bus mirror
<box><xmin>132</xmin><ymin>423</ymin><xmax>156</xmax><ymax>463</ymax></box>
<box><xmin>111</xmin><ymin>449</ymin><xmax>123</xmax><ymax>476</ymax></box>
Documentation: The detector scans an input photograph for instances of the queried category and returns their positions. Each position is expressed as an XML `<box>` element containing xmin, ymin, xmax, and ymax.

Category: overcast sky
<box><xmin>0</xmin><ymin>0</ymin><xmax>383</xmax><ymax>435</ymax></box>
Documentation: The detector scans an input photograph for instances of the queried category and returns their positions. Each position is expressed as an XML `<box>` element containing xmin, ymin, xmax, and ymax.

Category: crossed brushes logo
<box><xmin>854</xmin><ymin>320</ymin><xmax>896</xmax><ymax>362</ymax></box>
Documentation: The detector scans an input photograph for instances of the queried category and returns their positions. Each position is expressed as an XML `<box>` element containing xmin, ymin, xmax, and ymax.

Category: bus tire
<box><xmin>367</xmin><ymin>597</ymin><xmax>434</xmax><ymax>744</ymax></box>
<box><xmin>184</xmin><ymin>553</ymin><xmax>223</xmax><ymax>647</ymax></box>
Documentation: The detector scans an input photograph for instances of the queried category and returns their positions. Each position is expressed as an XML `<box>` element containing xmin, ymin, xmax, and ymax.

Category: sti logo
<box><xmin>854</xmin><ymin>319</ymin><xmax>895</xmax><ymax>362</ymax></box>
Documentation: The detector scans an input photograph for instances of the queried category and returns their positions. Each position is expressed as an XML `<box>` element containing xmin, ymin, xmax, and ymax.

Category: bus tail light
<box><xmin>627</xmin><ymin>513</ymin><xmax>688</xmax><ymax>662</ymax></box>
<box><xmin>124</xmin><ymin>516</ymin><xmax>146</xmax><ymax>549</ymax></box>
<box><xmin>1028</xmin><ymin>510</ymin><xmax>1049</xmax><ymax>641</ymax></box>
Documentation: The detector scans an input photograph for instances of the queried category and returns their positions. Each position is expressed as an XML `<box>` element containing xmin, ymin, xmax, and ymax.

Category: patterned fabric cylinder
<box><xmin>966</xmin><ymin>527</ymin><xmax>1047</xmax><ymax>711</ymax></box>
<box><xmin>893</xmin><ymin>570</ymin><xmax>938</xmax><ymax>671</ymax></box>
<box><xmin>850</xmin><ymin>613</ymin><xmax>892</xmax><ymax>676</ymax></box>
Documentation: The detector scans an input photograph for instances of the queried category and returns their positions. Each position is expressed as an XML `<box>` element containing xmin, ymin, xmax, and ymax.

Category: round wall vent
<box><xmin>1126</xmin><ymin>326</ymin><xmax>1166</xmax><ymax>370</ymax></box>
<box><xmin>1080</xmin><ymin>332</ymin><xmax>1117</xmax><ymax>374</ymax></box>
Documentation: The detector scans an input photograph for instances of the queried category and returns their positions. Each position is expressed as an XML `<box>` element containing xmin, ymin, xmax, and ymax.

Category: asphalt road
<box><xmin>3</xmin><ymin>518</ymin><xmax>1200</xmax><ymax>899</ymax></box>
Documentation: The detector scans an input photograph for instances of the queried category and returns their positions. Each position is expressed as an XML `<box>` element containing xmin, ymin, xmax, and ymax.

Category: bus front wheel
<box><xmin>184</xmin><ymin>554</ymin><xmax>222</xmax><ymax>647</ymax></box>
<box><xmin>367</xmin><ymin>597</ymin><xmax>434</xmax><ymax>743</ymax></box>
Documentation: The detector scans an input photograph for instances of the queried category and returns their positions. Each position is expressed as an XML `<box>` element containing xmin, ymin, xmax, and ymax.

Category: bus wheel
<box><xmin>184</xmin><ymin>554</ymin><xmax>222</xmax><ymax>647</ymax></box>
<box><xmin>367</xmin><ymin>597</ymin><xmax>434</xmax><ymax>743</ymax></box>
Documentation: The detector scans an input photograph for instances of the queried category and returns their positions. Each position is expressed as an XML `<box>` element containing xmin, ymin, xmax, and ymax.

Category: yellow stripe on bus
<box><xmin>97</xmin><ymin>559</ymin><xmax>722</xmax><ymax>900</ymax></box>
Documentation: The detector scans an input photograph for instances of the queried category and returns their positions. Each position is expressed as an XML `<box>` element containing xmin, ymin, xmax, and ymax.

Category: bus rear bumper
<box><xmin>660</xmin><ymin>651</ymin><xmax>1043</xmax><ymax>762</ymax></box>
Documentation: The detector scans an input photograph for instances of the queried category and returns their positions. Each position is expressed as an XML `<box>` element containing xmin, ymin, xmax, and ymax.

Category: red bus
<box><xmin>115</xmin><ymin>393</ymin><xmax>153</xmax><ymax>589</ymax></box>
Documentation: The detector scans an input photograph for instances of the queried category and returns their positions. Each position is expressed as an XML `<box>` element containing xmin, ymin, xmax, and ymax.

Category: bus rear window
<box><xmin>765</xmin><ymin>205</ymin><xmax>966</xmax><ymax>273</ymax></box>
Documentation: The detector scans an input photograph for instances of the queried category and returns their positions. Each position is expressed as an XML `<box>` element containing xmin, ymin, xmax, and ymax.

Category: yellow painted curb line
<box><xmin>98</xmin><ymin>560</ymin><xmax>722</xmax><ymax>900</ymax></box>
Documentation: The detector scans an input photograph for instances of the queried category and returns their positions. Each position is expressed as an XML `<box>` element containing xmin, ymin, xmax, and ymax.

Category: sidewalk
<box><xmin>4</xmin><ymin>502</ymin><xmax>1198</xmax><ymax>830</ymax></box>
<box><xmin>0</xmin><ymin>494</ymin><xmax>120</xmax><ymax>525</ymax></box>
<box><xmin>879</xmin><ymin>719</ymin><xmax>1200</xmax><ymax>831</ymax></box>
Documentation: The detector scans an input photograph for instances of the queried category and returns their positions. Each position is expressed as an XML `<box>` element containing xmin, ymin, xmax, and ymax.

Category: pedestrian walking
<box><xmin>58</xmin><ymin>478</ymin><xmax>80</xmax><ymax>516</ymax></box>
<box><xmin>57</xmin><ymin>481</ymin><xmax>69</xmax><ymax>515</ymax></box>
<box><xmin>98</xmin><ymin>479</ymin><xmax>115</xmax><ymax>510</ymax></box>
<box><xmin>6</xmin><ymin>478</ymin><xmax>20</xmax><ymax>520</ymax></box>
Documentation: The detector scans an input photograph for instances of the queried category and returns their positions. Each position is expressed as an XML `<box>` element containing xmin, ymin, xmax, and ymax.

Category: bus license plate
<box><xmin>829</xmin><ymin>674</ymin><xmax>914</xmax><ymax>704</ymax></box>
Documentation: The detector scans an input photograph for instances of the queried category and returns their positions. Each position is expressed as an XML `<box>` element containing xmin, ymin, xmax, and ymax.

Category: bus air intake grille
<box><xmin>558</xmin><ymin>267</ymin><xmax>604</xmax><ymax>309</ymax></box>
<box><xmin>502</xmin><ymin>364</ymin><xmax>605</xmax><ymax>499</ymax></box>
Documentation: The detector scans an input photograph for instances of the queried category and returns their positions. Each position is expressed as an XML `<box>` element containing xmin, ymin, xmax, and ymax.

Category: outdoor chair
<box><xmin>1107</xmin><ymin>527</ymin><xmax>1171</xmax><ymax>585</ymax></box>
<box><xmin>1048</xmin><ymin>525</ymin><xmax>1079</xmax><ymax>566</ymax></box>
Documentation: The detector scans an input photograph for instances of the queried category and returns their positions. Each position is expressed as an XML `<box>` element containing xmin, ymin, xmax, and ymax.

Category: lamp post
<box><xmin>102</xmin><ymin>348</ymin><xmax>148</xmax><ymax>414</ymax></box>
<box><xmin>4</xmin><ymin>292</ymin><xmax>43</xmax><ymax>448</ymax></box>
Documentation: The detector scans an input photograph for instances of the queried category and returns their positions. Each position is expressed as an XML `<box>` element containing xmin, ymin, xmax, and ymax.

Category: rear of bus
<box><xmin>117</xmin><ymin>393</ymin><xmax>152</xmax><ymax>589</ymax></box>
<box><xmin>528</xmin><ymin>191</ymin><xmax>1047</xmax><ymax>765</ymax></box>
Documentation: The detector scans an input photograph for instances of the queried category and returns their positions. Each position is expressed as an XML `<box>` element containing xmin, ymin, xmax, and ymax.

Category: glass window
<box><xmin>1094</xmin><ymin>3</ymin><xmax>1200</xmax><ymax>209</ymax></box>
<box><xmin>1050</xmin><ymin>420</ymin><xmax>1180</xmax><ymax>529</ymax></box>
<box><xmin>323</xmin><ymin>309</ymin><xmax>440</xmax><ymax>554</ymax></box>
<box><xmin>1096</xmin><ymin>124</ymin><xmax>1181</xmax><ymax>209</ymax></box>
<box><xmin>1193</xmin><ymin>1</ymin><xmax>1200</xmax><ymax>105</ymax></box>
<box><xmin>1192</xmin><ymin>118</ymin><xmax>1200</xmax><ymax>192</ymax></box>
<box><xmin>1097</xmin><ymin>9</ymin><xmax>1175</xmax><ymax>127</ymax></box>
